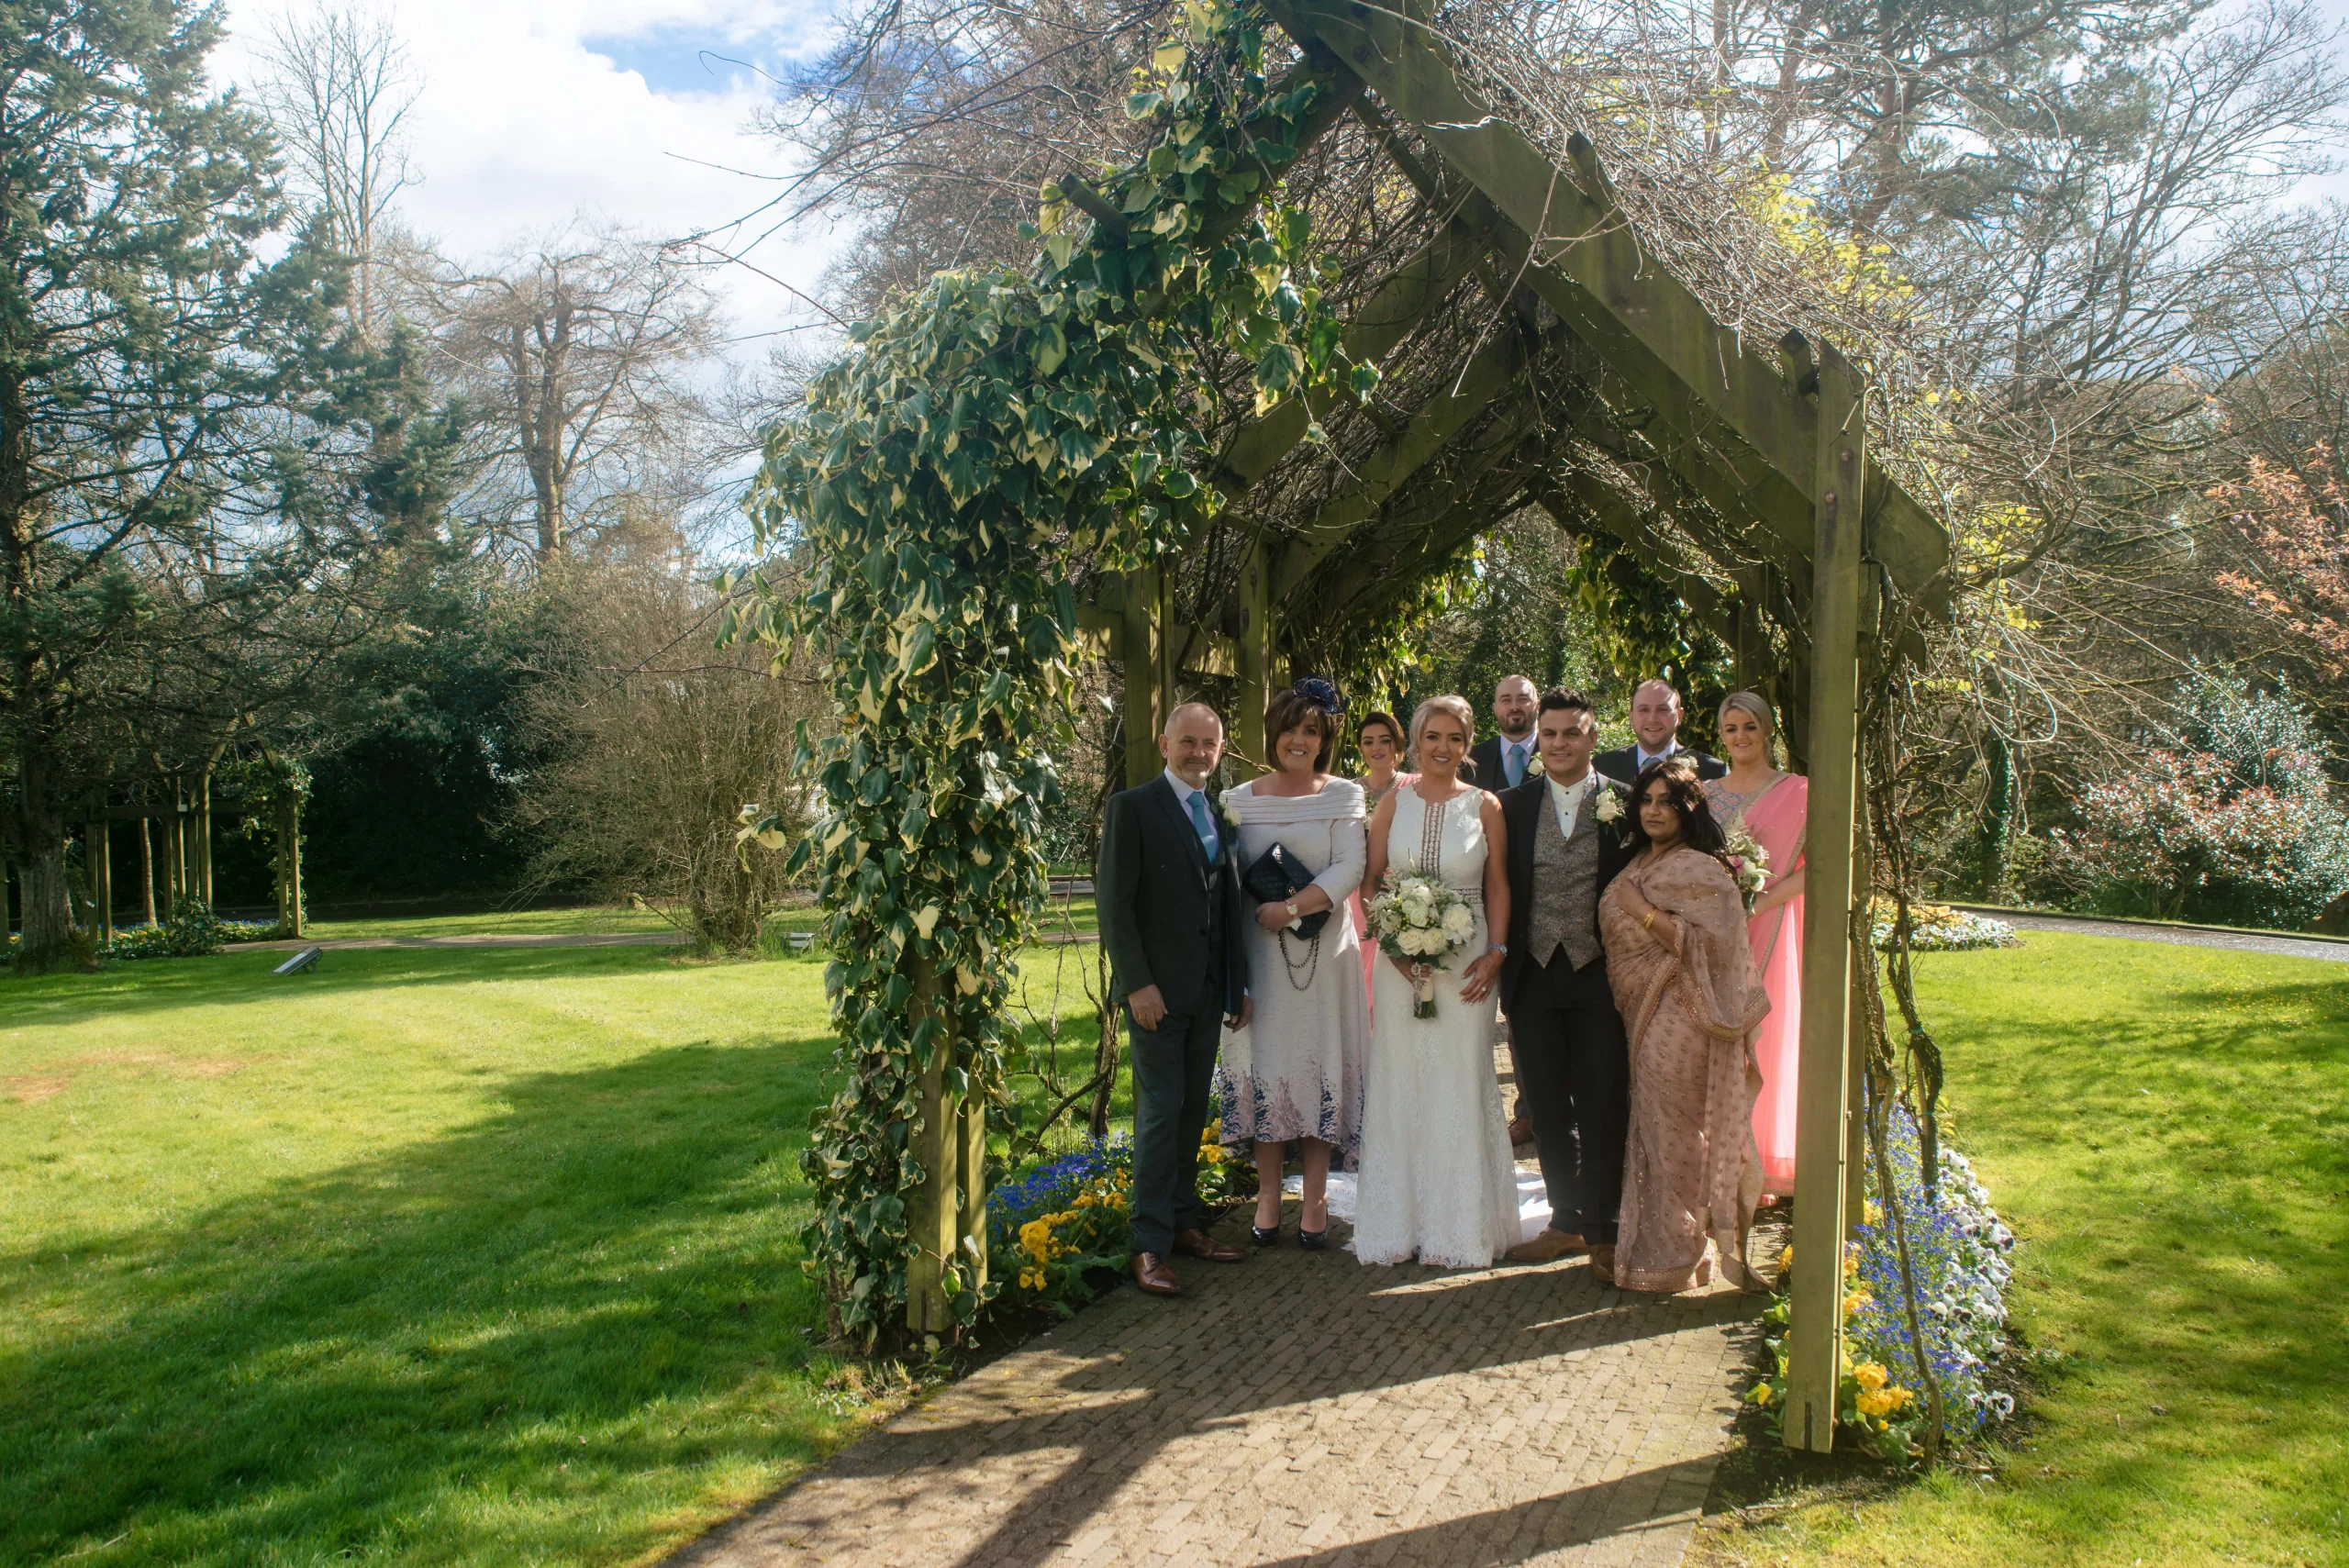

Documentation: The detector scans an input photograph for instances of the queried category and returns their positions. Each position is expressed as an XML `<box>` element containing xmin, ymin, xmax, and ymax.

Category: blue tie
<box><xmin>1187</xmin><ymin>789</ymin><xmax>1219</xmax><ymax>862</ymax></box>
<box><xmin>1506</xmin><ymin>741</ymin><xmax>1526</xmax><ymax>786</ymax></box>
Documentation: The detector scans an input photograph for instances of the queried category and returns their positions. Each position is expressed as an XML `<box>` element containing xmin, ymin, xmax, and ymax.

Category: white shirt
<box><xmin>1545</xmin><ymin>768</ymin><xmax>1597</xmax><ymax>838</ymax></box>
<box><xmin>1498</xmin><ymin>734</ymin><xmax>1532</xmax><ymax>785</ymax></box>
<box><xmin>1163</xmin><ymin>767</ymin><xmax>1215</xmax><ymax>828</ymax></box>
<box><xmin>1634</xmin><ymin>742</ymin><xmax>1681</xmax><ymax>773</ymax></box>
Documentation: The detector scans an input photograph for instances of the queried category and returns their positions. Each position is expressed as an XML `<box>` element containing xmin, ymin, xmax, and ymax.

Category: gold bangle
<box><xmin>1642</xmin><ymin>909</ymin><xmax>1657</xmax><ymax>931</ymax></box>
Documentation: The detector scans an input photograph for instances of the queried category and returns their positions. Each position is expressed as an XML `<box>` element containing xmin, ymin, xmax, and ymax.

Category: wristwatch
<box><xmin>1284</xmin><ymin>899</ymin><xmax>1301</xmax><ymax>929</ymax></box>
<box><xmin>1486</xmin><ymin>942</ymin><xmax>1508</xmax><ymax>957</ymax></box>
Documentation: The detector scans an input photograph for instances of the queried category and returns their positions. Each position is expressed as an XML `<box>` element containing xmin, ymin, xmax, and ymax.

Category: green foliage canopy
<box><xmin>734</xmin><ymin>0</ymin><xmax>1374</xmax><ymax>1343</ymax></box>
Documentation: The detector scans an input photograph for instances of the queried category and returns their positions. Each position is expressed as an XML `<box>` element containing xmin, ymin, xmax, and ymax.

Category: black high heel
<box><xmin>1297</xmin><ymin>1226</ymin><xmax>1328</xmax><ymax>1251</ymax></box>
<box><xmin>1251</xmin><ymin>1222</ymin><xmax>1282</xmax><ymax>1247</ymax></box>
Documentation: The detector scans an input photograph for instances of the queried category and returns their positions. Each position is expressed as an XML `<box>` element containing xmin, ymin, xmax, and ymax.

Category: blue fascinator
<box><xmin>1290</xmin><ymin>675</ymin><xmax>1346</xmax><ymax>715</ymax></box>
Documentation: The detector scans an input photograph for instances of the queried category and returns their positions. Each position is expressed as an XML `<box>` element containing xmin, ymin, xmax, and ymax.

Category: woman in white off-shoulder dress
<box><xmin>1218</xmin><ymin>682</ymin><xmax>1369</xmax><ymax>1248</ymax></box>
<box><xmin>1352</xmin><ymin>695</ymin><xmax>1523</xmax><ymax>1270</ymax></box>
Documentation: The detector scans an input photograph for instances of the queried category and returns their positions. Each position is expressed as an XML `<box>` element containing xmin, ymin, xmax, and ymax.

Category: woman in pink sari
<box><xmin>1598</xmin><ymin>759</ymin><xmax>1768</xmax><ymax>1293</ymax></box>
<box><xmin>1702</xmin><ymin>693</ymin><xmax>1806</xmax><ymax>1200</ymax></box>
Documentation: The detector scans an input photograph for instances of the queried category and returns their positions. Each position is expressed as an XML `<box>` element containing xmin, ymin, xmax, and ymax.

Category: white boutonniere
<box><xmin>1592</xmin><ymin>788</ymin><xmax>1624</xmax><ymax>824</ymax></box>
<box><xmin>1218</xmin><ymin>791</ymin><xmax>1241</xmax><ymax>827</ymax></box>
<box><xmin>1525</xmin><ymin>751</ymin><xmax>1546</xmax><ymax>778</ymax></box>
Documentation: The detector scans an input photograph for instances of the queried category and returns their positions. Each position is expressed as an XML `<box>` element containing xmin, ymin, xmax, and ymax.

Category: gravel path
<box><xmin>231</xmin><ymin>931</ymin><xmax>687</xmax><ymax>951</ymax></box>
<box><xmin>1951</xmin><ymin>906</ymin><xmax>2349</xmax><ymax>964</ymax></box>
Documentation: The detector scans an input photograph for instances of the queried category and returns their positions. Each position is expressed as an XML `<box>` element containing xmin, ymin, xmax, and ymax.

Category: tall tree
<box><xmin>434</xmin><ymin>229</ymin><xmax>722</xmax><ymax>561</ymax></box>
<box><xmin>1</xmin><ymin>0</ymin><xmax>351</xmax><ymax>967</ymax></box>
<box><xmin>252</xmin><ymin>0</ymin><xmax>421</xmax><ymax>344</ymax></box>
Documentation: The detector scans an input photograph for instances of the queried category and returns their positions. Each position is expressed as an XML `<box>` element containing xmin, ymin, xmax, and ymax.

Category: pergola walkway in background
<box><xmin>669</xmin><ymin>1209</ymin><xmax>1753</xmax><ymax>1568</ymax></box>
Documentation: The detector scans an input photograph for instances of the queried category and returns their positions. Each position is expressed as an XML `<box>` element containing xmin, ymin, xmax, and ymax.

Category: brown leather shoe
<box><xmin>1505</xmin><ymin>1228</ymin><xmax>1587</xmax><ymax>1264</ymax></box>
<box><xmin>1172</xmin><ymin>1227</ymin><xmax>1245</xmax><ymax>1262</ymax></box>
<box><xmin>1130</xmin><ymin>1251</ymin><xmax>1182</xmax><ymax>1296</ymax></box>
<box><xmin>1507</xmin><ymin>1115</ymin><xmax>1534</xmax><ymax>1146</ymax></box>
<box><xmin>1588</xmin><ymin>1244</ymin><xmax>1617</xmax><ymax>1286</ymax></box>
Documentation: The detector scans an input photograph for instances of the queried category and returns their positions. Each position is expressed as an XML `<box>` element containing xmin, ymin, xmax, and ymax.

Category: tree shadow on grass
<box><xmin>0</xmin><ymin>1035</ymin><xmax>845</xmax><ymax>1567</ymax></box>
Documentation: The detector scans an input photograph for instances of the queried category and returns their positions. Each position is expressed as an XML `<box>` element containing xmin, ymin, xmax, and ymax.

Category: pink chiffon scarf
<box><xmin>1735</xmin><ymin>773</ymin><xmax>1808</xmax><ymax>1196</ymax></box>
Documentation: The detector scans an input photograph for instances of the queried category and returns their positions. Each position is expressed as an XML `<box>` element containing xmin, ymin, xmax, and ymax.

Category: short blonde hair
<box><xmin>1718</xmin><ymin>691</ymin><xmax>1775</xmax><ymax>737</ymax></box>
<box><xmin>1408</xmin><ymin>695</ymin><xmax>1475</xmax><ymax>759</ymax></box>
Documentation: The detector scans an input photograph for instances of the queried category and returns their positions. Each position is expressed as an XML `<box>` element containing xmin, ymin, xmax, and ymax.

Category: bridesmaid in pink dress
<box><xmin>1702</xmin><ymin>693</ymin><xmax>1807</xmax><ymax>1201</ymax></box>
<box><xmin>1350</xmin><ymin>711</ymin><xmax>1415</xmax><ymax>1006</ymax></box>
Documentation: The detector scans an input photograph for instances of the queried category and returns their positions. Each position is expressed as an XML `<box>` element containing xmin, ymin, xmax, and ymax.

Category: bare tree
<box><xmin>508</xmin><ymin>515</ymin><xmax>823</xmax><ymax>952</ymax></box>
<box><xmin>252</xmin><ymin>1</ymin><xmax>422</xmax><ymax>341</ymax></box>
<box><xmin>433</xmin><ymin>227</ymin><xmax>725</xmax><ymax>560</ymax></box>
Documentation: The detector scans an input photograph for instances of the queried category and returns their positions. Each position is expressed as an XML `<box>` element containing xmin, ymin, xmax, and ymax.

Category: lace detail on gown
<box><xmin>1351</xmin><ymin>783</ymin><xmax>1523</xmax><ymax>1269</ymax></box>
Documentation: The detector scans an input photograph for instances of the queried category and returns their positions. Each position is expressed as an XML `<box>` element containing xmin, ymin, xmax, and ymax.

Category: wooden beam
<box><xmin>1217</xmin><ymin>225</ymin><xmax>1488</xmax><ymax>493</ymax></box>
<box><xmin>1292</xmin><ymin>409</ymin><xmax>1543</xmax><ymax>619</ymax></box>
<box><xmin>1120</xmin><ymin>566</ymin><xmax>1163</xmax><ymax>788</ymax></box>
<box><xmin>1533</xmin><ymin>473</ymin><xmax>1739</xmax><ymax>650</ymax></box>
<box><xmin>1232</xmin><ymin>536</ymin><xmax>1274</xmax><ymax>776</ymax></box>
<box><xmin>1272</xmin><ymin>329</ymin><xmax>1527</xmax><ymax>600</ymax></box>
<box><xmin>1262</xmin><ymin>0</ymin><xmax>1949</xmax><ymax>614</ymax></box>
<box><xmin>1784</xmin><ymin>349</ymin><xmax>1866</xmax><ymax>1453</ymax></box>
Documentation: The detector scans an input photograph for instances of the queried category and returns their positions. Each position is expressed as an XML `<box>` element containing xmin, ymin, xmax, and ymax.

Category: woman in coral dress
<box><xmin>1702</xmin><ymin>693</ymin><xmax>1806</xmax><ymax>1200</ymax></box>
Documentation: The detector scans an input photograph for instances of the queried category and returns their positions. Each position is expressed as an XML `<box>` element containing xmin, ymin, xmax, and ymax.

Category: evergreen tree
<box><xmin>1</xmin><ymin>0</ymin><xmax>353</xmax><ymax>967</ymax></box>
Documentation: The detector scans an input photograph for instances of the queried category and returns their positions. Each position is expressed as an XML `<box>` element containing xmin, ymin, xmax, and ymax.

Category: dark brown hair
<box><xmin>1538</xmin><ymin>687</ymin><xmax>1595</xmax><ymax>720</ymax></box>
<box><xmin>1355</xmin><ymin>709</ymin><xmax>1403</xmax><ymax>749</ymax></box>
<box><xmin>1264</xmin><ymin>687</ymin><xmax>1337</xmax><ymax>772</ymax></box>
<box><xmin>1626</xmin><ymin>757</ymin><xmax>1731</xmax><ymax>864</ymax></box>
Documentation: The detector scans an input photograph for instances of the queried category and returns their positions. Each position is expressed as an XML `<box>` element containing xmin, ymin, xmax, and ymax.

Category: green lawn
<box><xmin>1697</xmin><ymin>932</ymin><xmax>2349</xmax><ymax>1568</ymax></box>
<box><xmin>0</xmin><ymin>927</ymin><xmax>1107</xmax><ymax>1567</ymax></box>
<box><xmin>295</xmin><ymin>904</ymin><xmax>676</xmax><ymax>940</ymax></box>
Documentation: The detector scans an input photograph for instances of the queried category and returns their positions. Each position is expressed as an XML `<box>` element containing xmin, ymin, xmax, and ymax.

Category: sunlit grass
<box><xmin>1696</xmin><ymin>932</ymin><xmax>2349</xmax><ymax>1568</ymax></box>
<box><xmin>295</xmin><ymin>904</ymin><xmax>675</xmax><ymax>940</ymax></box>
<box><xmin>0</xmin><ymin>911</ymin><xmax>1131</xmax><ymax>1567</ymax></box>
<box><xmin>0</xmin><ymin>943</ymin><xmax>852</xmax><ymax>1566</ymax></box>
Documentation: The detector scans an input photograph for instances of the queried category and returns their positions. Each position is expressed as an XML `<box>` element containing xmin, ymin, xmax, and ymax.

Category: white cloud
<box><xmin>213</xmin><ymin>0</ymin><xmax>850</xmax><ymax>350</ymax></box>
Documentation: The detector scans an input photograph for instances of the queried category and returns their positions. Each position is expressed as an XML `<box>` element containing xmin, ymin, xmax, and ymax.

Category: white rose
<box><xmin>1440</xmin><ymin>905</ymin><xmax>1475</xmax><ymax>941</ymax></box>
<box><xmin>1400</xmin><ymin>929</ymin><xmax>1434</xmax><ymax>956</ymax></box>
<box><xmin>1593</xmin><ymin>790</ymin><xmax>1624</xmax><ymax>823</ymax></box>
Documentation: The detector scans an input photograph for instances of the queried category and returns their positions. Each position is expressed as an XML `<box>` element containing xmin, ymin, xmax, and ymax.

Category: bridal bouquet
<box><xmin>1722</xmin><ymin>827</ymin><xmax>1771</xmax><ymax>913</ymax></box>
<box><xmin>1366</xmin><ymin>870</ymin><xmax>1476</xmax><ymax>1018</ymax></box>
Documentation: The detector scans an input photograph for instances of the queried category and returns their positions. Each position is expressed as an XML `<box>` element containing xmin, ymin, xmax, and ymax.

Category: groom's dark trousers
<box><xmin>1097</xmin><ymin>773</ymin><xmax>1250</xmax><ymax>1258</ymax></box>
<box><xmin>1498</xmin><ymin>775</ymin><xmax>1633</xmax><ymax>1245</ymax></box>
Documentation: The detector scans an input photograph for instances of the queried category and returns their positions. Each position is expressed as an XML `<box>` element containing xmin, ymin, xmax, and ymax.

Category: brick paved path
<box><xmin>672</xmin><ymin>1215</ymin><xmax>1758</xmax><ymax>1568</ymax></box>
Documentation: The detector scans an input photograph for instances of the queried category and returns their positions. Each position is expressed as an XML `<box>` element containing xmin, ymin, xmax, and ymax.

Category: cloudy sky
<box><xmin>212</xmin><ymin>0</ymin><xmax>851</xmax><ymax>353</ymax></box>
<box><xmin>208</xmin><ymin>0</ymin><xmax>2349</xmax><ymax>364</ymax></box>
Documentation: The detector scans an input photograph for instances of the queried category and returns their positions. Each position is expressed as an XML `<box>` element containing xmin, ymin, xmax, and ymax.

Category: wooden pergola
<box><xmin>1074</xmin><ymin>0</ymin><xmax>1951</xmax><ymax>1451</ymax></box>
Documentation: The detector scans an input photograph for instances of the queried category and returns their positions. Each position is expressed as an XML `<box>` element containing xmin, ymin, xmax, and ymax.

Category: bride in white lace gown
<box><xmin>1353</xmin><ymin>696</ymin><xmax>1525</xmax><ymax>1269</ymax></box>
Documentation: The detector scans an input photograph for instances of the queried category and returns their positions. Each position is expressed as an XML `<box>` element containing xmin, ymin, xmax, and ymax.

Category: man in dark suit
<box><xmin>1496</xmin><ymin>688</ymin><xmax>1636</xmax><ymax>1282</ymax></box>
<box><xmin>1097</xmin><ymin>701</ymin><xmax>1252</xmax><ymax>1297</ymax></box>
<box><xmin>1594</xmin><ymin>678</ymin><xmax>1727</xmax><ymax>785</ymax></box>
<box><xmin>1465</xmin><ymin>673</ymin><xmax>1539</xmax><ymax>791</ymax></box>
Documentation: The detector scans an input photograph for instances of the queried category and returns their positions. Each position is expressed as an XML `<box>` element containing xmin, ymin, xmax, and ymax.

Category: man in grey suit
<box><xmin>1097</xmin><ymin>702</ymin><xmax>1252</xmax><ymax>1297</ymax></box>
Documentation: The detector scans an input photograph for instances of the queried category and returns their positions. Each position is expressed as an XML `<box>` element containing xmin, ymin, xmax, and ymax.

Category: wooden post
<box><xmin>278</xmin><ymin>786</ymin><xmax>306</xmax><ymax>938</ymax></box>
<box><xmin>1232</xmin><ymin>535</ymin><xmax>1273</xmax><ymax>778</ymax></box>
<box><xmin>166</xmin><ymin>780</ymin><xmax>186</xmax><ymax>909</ymax></box>
<box><xmin>89</xmin><ymin>816</ymin><xmax>113</xmax><ymax>946</ymax></box>
<box><xmin>904</xmin><ymin>955</ymin><xmax>965</xmax><ymax>1338</ymax></box>
<box><xmin>139</xmin><ymin>811</ymin><xmax>157</xmax><ymax>926</ymax></box>
<box><xmin>195</xmin><ymin>772</ymin><xmax>214</xmax><ymax>906</ymax></box>
<box><xmin>1784</xmin><ymin>351</ymin><xmax>1865</xmax><ymax>1454</ymax></box>
<box><xmin>1120</xmin><ymin>566</ymin><xmax>1164</xmax><ymax>788</ymax></box>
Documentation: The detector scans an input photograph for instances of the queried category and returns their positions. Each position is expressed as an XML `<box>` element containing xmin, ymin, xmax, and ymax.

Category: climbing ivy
<box><xmin>732</xmin><ymin>0</ymin><xmax>1373</xmax><ymax>1346</ymax></box>
<box><xmin>1566</xmin><ymin>531</ymin><xmax>1734</xmax><ymax>712</ymax></box>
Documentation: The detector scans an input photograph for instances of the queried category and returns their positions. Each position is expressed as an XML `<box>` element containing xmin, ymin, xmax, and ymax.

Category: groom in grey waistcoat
<box><xmin>1497</xmin><ymin>687</ymin><xmax>1634</xmax><ymax>1280</ymax></box>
